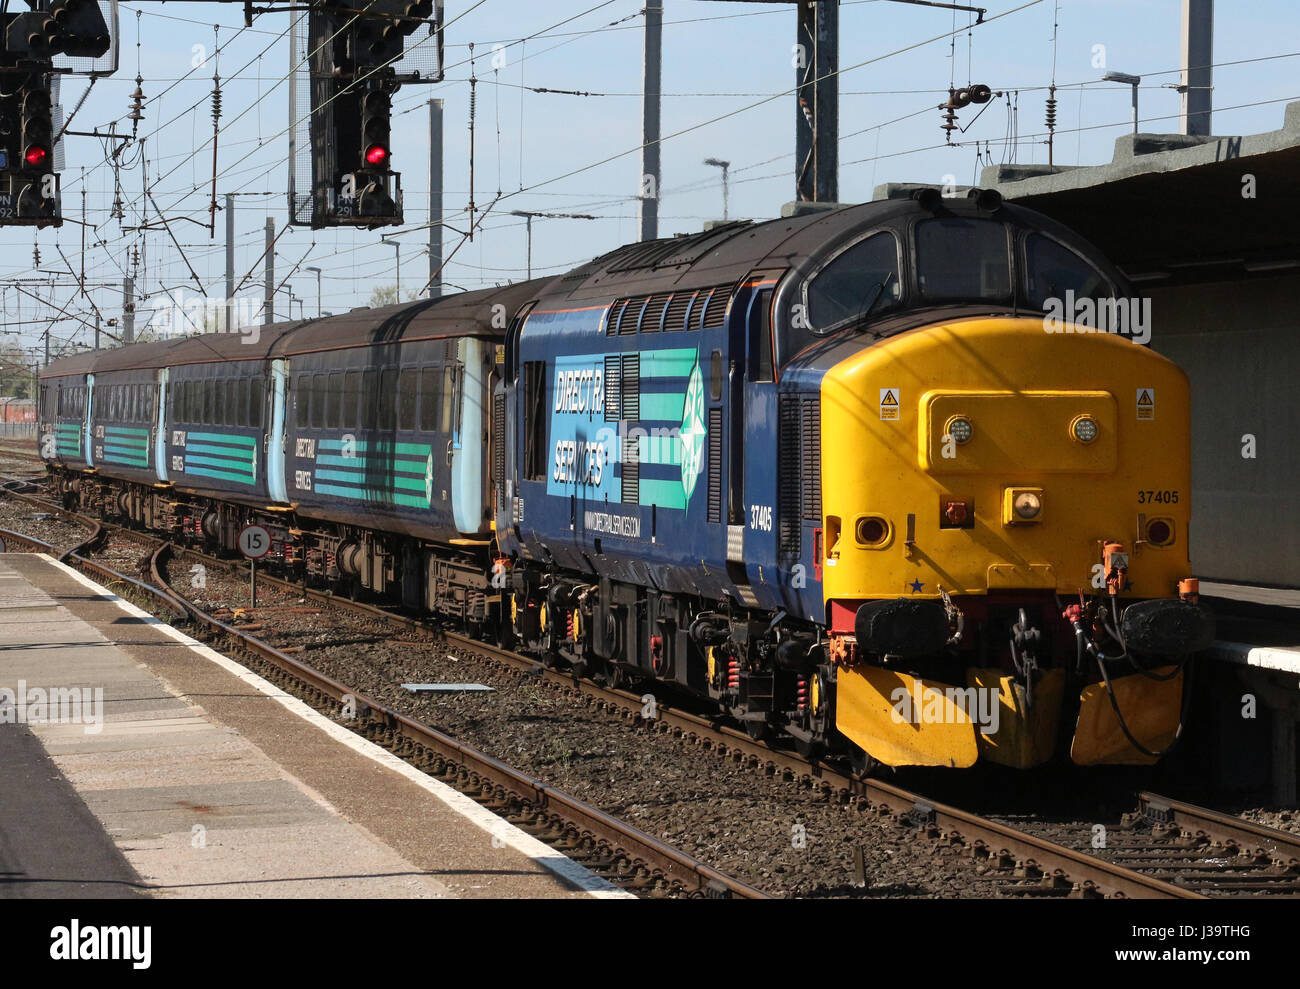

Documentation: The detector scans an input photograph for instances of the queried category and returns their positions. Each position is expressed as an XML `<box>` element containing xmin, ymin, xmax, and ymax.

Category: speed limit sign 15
<box><xmin>238</xmin><ymin>524</ymin><xmax>272</xmax><ymax>559</ymax></box>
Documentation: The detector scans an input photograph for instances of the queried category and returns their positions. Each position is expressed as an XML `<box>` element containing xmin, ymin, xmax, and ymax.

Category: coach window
<box><xmin>360</xmin><ymin>370</ymin><xmax>378</xmax><ymax>426</ymax></box>
<box><xmin>223</xmin><ymin>380</ymin><xmax>234</xmax><ymax>426</ymax></box>
<box><xmin>343</xmin><ymin>371</ymin><xmax>360</xmax><ymax>428</ymax></box>
<box><xmin>322</xmin><ymin>373</ymin><xmax>338</xmax><ymax>429</ymax></box>
<box><xmin>295</xmin><ymin>376</ymin><xmax>309</xmax><ymax>428</ymax></box>
<box><xmin>311</xmin><ymin>374</ymin><xmax>326</xmax><ymax>429</ymax></box>
<box><xmin>235</xmin><ymin>379</ymin><xmax>247</xmax><ymax>427</ymax></box>
<box><xmin>251</xmin><ymin>378</ymin><xmax>265</xmax><ymax>428</ymax></box>
<box><xmin>399</xmin><ymin>369</ymin><xmax>418</xmax><ymax>430</ymax></box>
<box><xmin>378</xmin><ymin>368</ymin><xmax>398</xmax><ymax>431</ymax></box>
<box><xmin>211</xmin><ymin>377</ymin><xmax>224</xmax><ymax>425</ymax></box>
<box><xmin>419</xmin><ymin>367</ymin><xmax>439</xmax><ymax>432</ymax></box>
<box><xmin>442</xmin><ymin>366</ymin><xmax>459</xmax><ymax>434</ymax></box>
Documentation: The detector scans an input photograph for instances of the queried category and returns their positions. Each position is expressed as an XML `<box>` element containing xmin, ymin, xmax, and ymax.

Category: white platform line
<box><xmin>41</xmin><ymin>555</ymin><xmax>633</xmax><ymax>899</ymax></box>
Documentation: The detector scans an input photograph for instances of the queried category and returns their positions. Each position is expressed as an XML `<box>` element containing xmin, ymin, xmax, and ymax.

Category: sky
<box><xmin>3</xmin><ymin>0</ymin><xmax>1299</xmax><ymax>362</ymax></box>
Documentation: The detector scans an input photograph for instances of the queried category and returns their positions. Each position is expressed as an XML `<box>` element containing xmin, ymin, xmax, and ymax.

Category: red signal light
<box><xmin>364</xmin><ymin>144</ymin><xmax>389</xmax><ymax>166</ymax></box>
<box><xmin>24</xmin><ymin>144</ymin><xmax>49</xmax><ymax>167</ymax></box>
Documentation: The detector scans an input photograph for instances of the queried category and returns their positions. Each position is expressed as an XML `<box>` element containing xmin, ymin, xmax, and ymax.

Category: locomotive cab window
<box><xmin>784</xmin><ymin>232</ymin><xmax>901</xmax><ymax>366</ymax></box>
<box><xmin>1024</xmin><ymin>233</ymin><xmax>1114</xmax><ymax>309</ymax></box>
<box><xmin>522</xmin><ymin>360</ymin><xmax>547</xmax><ymax>482</ymax></box>
<box><xmin>915</xmin><ymin>218</ymin><xmax>1011</xmax><ymax>302</ymax></box>
<box><xmin>806</xmin><ymin>233</ymin><xmax>901</xmax><ymax>333</ymax></box>
<box><xmin>749</xmin><ymin>289</ymin><xmax>775</xmax><ymax>382</ymax></box>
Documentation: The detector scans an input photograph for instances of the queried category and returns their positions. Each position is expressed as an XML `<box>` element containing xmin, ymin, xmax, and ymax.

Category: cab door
<box><xmin>728</xmin><ymin>271</ymin><xmax>782</xmax><ymax>609</ymax></box>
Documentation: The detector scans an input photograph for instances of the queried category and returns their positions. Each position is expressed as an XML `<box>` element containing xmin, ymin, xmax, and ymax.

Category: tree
<box><xmin>0</xmin><ymin>345</ymin><xmax>34</xmax><ymax>398</ymax></box>
<box><xmin>368</xmin><ymin>284</ymin><xmax>422</xmax><ymax>308</ymax></box>
<box><xmin>369</xmin><ymin>284</ymin><xmax>399</xmax><ymax>308</ymax></box>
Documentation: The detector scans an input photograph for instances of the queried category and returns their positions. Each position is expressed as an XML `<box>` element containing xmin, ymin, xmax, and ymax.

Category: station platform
<box><xmin>1193</xmin><ymin>582</ymin><xmax>1300</xmax><ymax>807</ymax></box>
<box><xmin>0</xmin><ymin>553</ymin><xmax>626</xmax><ymax>899</ymax></box>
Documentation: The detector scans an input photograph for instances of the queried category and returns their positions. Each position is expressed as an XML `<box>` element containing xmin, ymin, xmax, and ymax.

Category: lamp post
<box><xmin>305</xmin><ymin>266</ymin><xmax>322</xmax><ymax>318</ymax></box>
<box><xmin>704</xmin><ymin>157</ymin><xmax>731</xmax><ymax>220</ymax></box>
<box><xmin>508</xmin><ymin>211</ymin><xmax>599</xmax><ymax>279</ymax></box>
<box><xmin>381</xmin><ymin>240</ymin><xmax>401</xmax><ymax>300</ymax></box>
<box><xmin>1103</xmin><ymin>71</ymin><xmax>1142</xmax><ymax>135</ymax></box>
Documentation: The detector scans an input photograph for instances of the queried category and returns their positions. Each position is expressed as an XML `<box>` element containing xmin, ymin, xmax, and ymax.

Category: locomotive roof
<box><xmin>529</xmin><ymin>195</ymin><xmax>1117</xmax><ymax>309</ymax></box>
<box><xmin>532</xmin><ymin>199</ymin><xmax>923</xmax><ymax>308</ymax></box>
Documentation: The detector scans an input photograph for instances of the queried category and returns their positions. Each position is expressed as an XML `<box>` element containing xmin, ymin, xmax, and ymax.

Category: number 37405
<box><xmin>1137</xmin><ymin>490</ymin><xmax>1179</xmax><ymax>504</ymax></box>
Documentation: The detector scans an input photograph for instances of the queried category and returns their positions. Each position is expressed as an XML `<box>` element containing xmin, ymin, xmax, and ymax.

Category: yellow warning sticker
<box><xmin>879</xmin><ymin>388</ymin><xmax>900</xmax><ymax>421</ymax></box>
<box><xmin>1136</xmin><ymin>388</ymin><xmax>1155</xmax><ymax>421</ymax></box>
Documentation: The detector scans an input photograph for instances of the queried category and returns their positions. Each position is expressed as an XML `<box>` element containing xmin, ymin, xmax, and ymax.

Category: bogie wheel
<box><xmin>794</xmin><ymin>736</ymin><xmax>823</xmax><ymax>760</ymax></box>
<box><xmin>743</xmin><ymin>719</ymin><xmax>771</xmax><ymax>742</ymax></box>
<box><xmin>848</xmin><ymin>745</ymin><xmax>880</xmax><ymax>780</ymax></box>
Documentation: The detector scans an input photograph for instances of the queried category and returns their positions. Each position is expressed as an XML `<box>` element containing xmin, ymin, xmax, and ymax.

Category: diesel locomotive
<box><xmin>37</xmin><ymin>189</ymin><xmax>1214</xmax><ymax>772</ymax></box>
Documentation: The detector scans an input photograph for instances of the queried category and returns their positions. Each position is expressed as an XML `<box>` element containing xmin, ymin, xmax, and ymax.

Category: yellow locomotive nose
<box><xmin>820</xmin><ymin>316</ymin><xmax>1193</xmax><ymax>769</ymax></box>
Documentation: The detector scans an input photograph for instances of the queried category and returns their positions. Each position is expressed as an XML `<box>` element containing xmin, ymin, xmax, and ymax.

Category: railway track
<box><xmin>0</xmin><ymin>481</ymin><xmax>768</xmax><ymax>899</ymax></box>
<box><xmin>5</xmin><ymin>476</ymin><xmax>1295</xmax><ymax>899</ymax></box>
<box><xmin>1116</xmin><ymin>793</ymin><xmax>1300</xmax><ymax>895</ymax></box>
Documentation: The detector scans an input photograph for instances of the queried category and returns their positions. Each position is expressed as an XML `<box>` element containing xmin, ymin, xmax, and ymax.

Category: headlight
<box><xmin>1014</xmin><ymin>491</ymin><xmax>1042</xmax><ymax>519</ymax></box>
<box><xmin>945</xmin><ymin>415</ymin><xmax>973</xmax><ymax>444</ymax></box>
<box><xmin>1071</xmin><ymin>415</ymin><xmax>1099</xmax><ymax>444</ymax></box>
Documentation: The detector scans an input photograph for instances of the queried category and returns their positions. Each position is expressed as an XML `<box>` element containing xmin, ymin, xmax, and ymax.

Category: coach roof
<box><xmin>40</xmin><ymin>277</ymin><xmax>556</xmax><ymax>378</ymax></box>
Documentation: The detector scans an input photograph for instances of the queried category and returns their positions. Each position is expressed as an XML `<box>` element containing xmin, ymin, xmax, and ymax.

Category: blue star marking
<box><xmin>909</xmin><ymin>579</ymin><xmax>925</xmax><ymax>593</ymax></box>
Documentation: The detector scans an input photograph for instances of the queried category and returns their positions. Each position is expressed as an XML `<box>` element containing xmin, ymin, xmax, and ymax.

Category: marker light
<box><xmin>1014</xmin><ymin>491</ymin><xmax>1042</xmax><ymax>519</ymax></box>
<box><xmin>1003</xmin><ymin>486</ymin><xmax>1044</xmax><ymax>525</ymax></box>
<box><xmin>364</xmin><ymin>144</ymin><xmax>389</xmax><ymax>166</ymax></box>
<box><xmin>1146</xmin><ymin>518</ymin><xmax>1173</xmax><ymax>546</ymax></box>
<box><xmin>1071</xmin><ymin>415</ymin><xmax>1099</xmax><ymax>444</ymax></box>
<box><xmin>946</xmin><ymin>415</ymin><xmax>973</xmax><ymax>444</ymax></box>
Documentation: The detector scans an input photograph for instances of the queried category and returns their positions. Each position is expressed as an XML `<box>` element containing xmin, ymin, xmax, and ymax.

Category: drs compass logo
<box><xmin>679</xmin><ymin>358</ymin><xmax>707</xmax><ymax>502</ymax></box>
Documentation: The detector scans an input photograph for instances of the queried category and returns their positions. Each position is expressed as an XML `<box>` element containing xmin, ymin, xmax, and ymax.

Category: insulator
<box><xmin>1045</xmin><ymin>97</ymin><xmax>1057</xmax><ymax>130</ymax></box>
<box><xmin>211</xmin><ymin>77</ymin><xmax>222</xmax><ymax>123</ymax></box>
<box><xmin>33</xmin><ymin>246</ymin><xmax>40</xmax><ymax>267</ymax></box>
